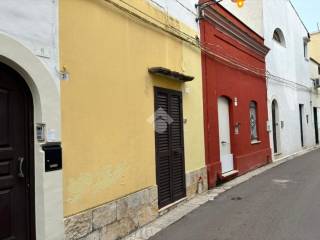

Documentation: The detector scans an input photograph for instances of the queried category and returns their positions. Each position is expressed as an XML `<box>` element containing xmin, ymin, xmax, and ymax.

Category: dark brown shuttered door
<box><xmin>0</xmin><ymin>63</ymin><xmax>35</xmax><ymax>240</ymax></box>
<box><xmin>154</xmin><ymin>87</ymin><xmax>186</xmax><ymax>209</ymax></box>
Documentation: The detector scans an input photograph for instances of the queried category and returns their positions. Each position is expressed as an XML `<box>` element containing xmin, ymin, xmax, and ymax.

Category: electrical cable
<box><xmin>102</xmin><ymin>0</ymin><xmax>268</xmax><ymax>77</ymax></box>
<box><xmin>266</xmin><ymin>71</ymin><xmax>312</xmax><ymax>92</ymax></box>
<box><xmin>103</xmin><ymin>0</ymin><xmax>314</xmax><ymax>91</ymax></box>
<box><xmin>173</xmin><ymin>0</ymin><xmax>198</xmax><ymax>16</ymax></box>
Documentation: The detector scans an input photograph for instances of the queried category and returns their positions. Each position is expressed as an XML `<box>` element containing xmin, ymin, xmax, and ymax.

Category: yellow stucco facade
<box><xmin>60</xmin><ymin>0</ymin><xmax>205</xmax><ymax>217</ymax></box>
<box><xmin>310</xmin><ymin>32</ymin><xmax>320</xmax><ymax>62</ymax></box>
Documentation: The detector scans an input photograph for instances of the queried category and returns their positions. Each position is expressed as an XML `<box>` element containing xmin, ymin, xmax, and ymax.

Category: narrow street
<box><xmin>150</xmin><ymin>149</ymin><xmax>320</xmax><ymax>240</ymax></box>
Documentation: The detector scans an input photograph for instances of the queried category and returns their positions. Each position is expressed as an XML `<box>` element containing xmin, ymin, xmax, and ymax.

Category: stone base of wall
<box><xmin>186</xmin><ymin>167</ymin><xmax>208</xmax><ymax>199</ymax></box>
<box><xmin>65</xmin><ymin>167</ymin><xmax>208</xmax><ymax>240</ymax></box>
<box><xmin>64</xmin><ymin>186</ymin><xmax>158</xmax><ymax>240</ymax></box>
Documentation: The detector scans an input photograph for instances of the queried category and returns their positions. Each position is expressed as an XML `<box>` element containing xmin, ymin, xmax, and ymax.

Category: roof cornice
<box><xmin>202</xmin><ymin>8</ymin><xmax>269</xmax><ymax>57</ymax></box>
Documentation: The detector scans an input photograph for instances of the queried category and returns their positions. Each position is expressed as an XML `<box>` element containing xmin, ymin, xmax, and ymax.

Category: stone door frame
<box><xmin>0</xmin><ymin>33</ymin><xmax>64</xmax><ymax>240</ymax></box>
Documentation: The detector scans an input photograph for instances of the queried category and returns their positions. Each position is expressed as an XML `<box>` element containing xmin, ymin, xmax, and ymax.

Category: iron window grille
<box><xmin>249</xmin><ymin>101</ymin><xmax>258</xmax><ymax>141</ymax></box>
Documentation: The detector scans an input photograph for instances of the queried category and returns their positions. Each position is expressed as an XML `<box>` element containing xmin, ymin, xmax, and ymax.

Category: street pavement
<box><xmin>150</xmin><ymin>149</ymin><xmax>320</xmax><ymax>240</ymax></box>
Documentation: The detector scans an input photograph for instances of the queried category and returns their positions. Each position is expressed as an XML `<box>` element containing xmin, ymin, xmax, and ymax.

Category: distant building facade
<box><xmin>309</xmin><ymin>32</ymin><xmax>320</xmax><ymax>145</ymax></box>
<box><xmin>309</xmin><ymin>58</ymin><xmax>320</xmax><ymax>145</ymax></box>
<box><xmin>309</xmin><ymin>31</ymin><xmax>320</xmax><ymax>62</ymax></box>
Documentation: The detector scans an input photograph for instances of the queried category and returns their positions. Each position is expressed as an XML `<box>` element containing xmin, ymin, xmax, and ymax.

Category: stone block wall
<box><xmin>64</xmin><ymin>186</ymin><xmax>158</xmax><ymax>240</ymax></box>
<box><xmin>186</xmin><ymin>167</ymin><xmax>208</xmax><ymax>198</ymax></box>
<box><xmin>64</xmin><ymin>167</ymin><xmax>208</xmax><ymax>240</ymax></box>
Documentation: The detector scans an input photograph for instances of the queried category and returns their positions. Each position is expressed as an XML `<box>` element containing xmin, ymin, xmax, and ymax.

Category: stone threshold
<box><xmin>158</xmin><ymin>197</ymin><xmax>187</xmax><ymax>216</ymax></box>
<box><xmin>123</xmin><ymin>146</ymin><xmax>320</xmax><ymax>240</ymax></box>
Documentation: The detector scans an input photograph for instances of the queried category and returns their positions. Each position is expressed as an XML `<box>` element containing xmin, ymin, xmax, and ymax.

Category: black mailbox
<box><xmin>42</xmin><ymin>143</ymin><xmax>62</xmax><ymax>172</ymax></box>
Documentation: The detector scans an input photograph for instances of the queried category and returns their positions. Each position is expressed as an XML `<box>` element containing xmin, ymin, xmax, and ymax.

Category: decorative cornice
<box><xmin>202</xmin><ymin>8</ymin><xmax>269</xmax><ymax>57</ymax></box>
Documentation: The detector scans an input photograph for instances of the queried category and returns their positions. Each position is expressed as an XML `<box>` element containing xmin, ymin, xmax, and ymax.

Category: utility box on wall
<box><xmin>42</xmin><ymin>143</ymin><xmax>62</xmax><ymax>172</ymax></box>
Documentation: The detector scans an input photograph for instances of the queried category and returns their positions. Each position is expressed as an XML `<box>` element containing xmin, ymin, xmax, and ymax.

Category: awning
<box><xmin>148</xmin><ymin>67</ymin><xmax>194</xmax><ymax>82</ymax></box>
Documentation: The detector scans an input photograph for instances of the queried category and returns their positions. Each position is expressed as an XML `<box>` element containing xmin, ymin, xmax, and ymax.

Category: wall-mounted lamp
<box><xmin>235</xmin><ymin>122</ymin><xmax>241</xmax><ymax>135</ymax></box>
<box><xmin>195</xmin><ymin>0</ymin><xmax>245</xmax><ymax>21</ymax></box>
<box><xmin>231</xmin><ymin>0</ymin><xmax>245</xmax><ymax>8</ymax></box>
<box><xmin>234</xmin><ymin>97</ymin><xmax>238</xmax><ymax>107</ymax></box>
<box><xmin>196</xmin><ymin>0</ymin><xmax>245</xmax><ymax>11</ymax></box>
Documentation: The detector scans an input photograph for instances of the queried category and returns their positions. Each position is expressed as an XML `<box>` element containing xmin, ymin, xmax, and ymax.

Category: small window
<box><xmin>249</xmin><ymin>101</ymin><xmax>258</xmax><ymax>141</ymax></box>
<box><xmin>273</xmin><ymin>28</ymin><xmax>286</xmax><ymax>47</ymax></box>
<box><xmin>273</xmin><ymin>31</ymin><xmax>281</xmax><ymax>43</ymax></box>
<box><xmin>318</xmin><ymin>65</ymin><xmax>320</xmax><ymax>75</ymax></box>
<box><xmin>303</xmin><ymin>40</ymin><xmax>308</xmax><ymax>59</ymax></box>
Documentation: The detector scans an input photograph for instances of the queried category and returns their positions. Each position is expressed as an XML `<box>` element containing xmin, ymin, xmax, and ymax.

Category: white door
<box><xmin>218</xmin><ymin>97</ymin><xmax>234</xmax><ymax>173</ymax></box>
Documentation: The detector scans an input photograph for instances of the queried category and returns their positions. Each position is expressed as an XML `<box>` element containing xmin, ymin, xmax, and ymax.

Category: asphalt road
<box><xmin>150</xmin><ymin>149</ymin><xmax>320</xmax><ymax>240</ymax></box>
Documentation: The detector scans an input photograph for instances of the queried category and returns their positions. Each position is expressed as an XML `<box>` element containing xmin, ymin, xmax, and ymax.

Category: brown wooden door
<box><xmin>154</xmin><ymin>87</ymin><xmax>186</xmax><ymax>209</ymax></box>
<box><xmin>0</xmin><ymin>63</ymin><xmax>34</xmax><ymax>240</ymax></box>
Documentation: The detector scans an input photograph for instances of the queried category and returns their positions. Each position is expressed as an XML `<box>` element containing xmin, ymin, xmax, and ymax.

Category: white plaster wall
<box><xmin>220</xmin><ymin>0</ymin><xmax>264</xmax><ymax>36</ymax></box>
<box><xmin>263</xmin><ymin>0</ymin><xmax>315</xmax><ymax>156</ymax></box>
<box><xmin>0</xmin><ymin>0</ymin><xmax>60</xmax><ymax>88</ymax></box>
<box><xmin>148</xmin><ymin>0</ymin><xmax>199</xmax><ymax>32</ymax></box>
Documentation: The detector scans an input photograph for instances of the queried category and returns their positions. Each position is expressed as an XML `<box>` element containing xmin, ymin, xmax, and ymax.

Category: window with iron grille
<box><xmin>249</xmin><ymin>101</ymin><xmax>258</xmax><ymax>141</ymax></box>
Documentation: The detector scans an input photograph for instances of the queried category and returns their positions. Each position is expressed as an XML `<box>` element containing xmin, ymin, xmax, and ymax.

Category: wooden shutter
<box><xmin>155</xmin><ymin>87</ymin><xmax>186</xmax><ymax>209</ymax></box>
<box><xmin>155</xmin><ymin>90</ymin><xmax>172</xmax><ymax>208</ymax></box>
<box><xmin>170</xmin><ymin>94</ymin><xmax>186</xmax><ymax>202</ymax></box>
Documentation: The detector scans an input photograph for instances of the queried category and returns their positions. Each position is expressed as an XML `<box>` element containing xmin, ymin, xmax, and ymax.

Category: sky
<box><xmin>290</xmin><ymin>0</ymin><xmax>320</xmax><ymax>33</ymax></box>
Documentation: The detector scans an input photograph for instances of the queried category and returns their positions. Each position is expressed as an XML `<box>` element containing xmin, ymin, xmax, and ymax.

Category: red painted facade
<box><xmin>200</xmin><ymin>4</ymin><xmax>272</xmax><ymax>188</ymax></box>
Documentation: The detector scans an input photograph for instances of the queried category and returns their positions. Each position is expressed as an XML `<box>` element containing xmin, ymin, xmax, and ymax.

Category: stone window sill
<box><xmin>251</xmin><ymin>140</ymin><xmax>262</xmax><ymax>145</ymax></box>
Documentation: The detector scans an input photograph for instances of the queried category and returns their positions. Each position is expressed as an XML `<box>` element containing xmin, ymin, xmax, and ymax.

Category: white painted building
<box><xmin>310</xmin><ymin>58</ymin><xmax>320</xmax><ymax>144</ymax></box>
<box><xmin>221</xmin><ymin>0</ymin><xmax>317</xmax><ymax>159</ymax></box>
<box><xmin>0</xmin><ymin>1</ymin><xmax>63</xmax><ymax>240</ymax></box>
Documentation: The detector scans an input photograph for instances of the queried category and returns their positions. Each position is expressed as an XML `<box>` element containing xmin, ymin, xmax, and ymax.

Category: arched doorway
<box><xmin>0</xmin><ymin>63</ymin><xmax>35</xmax><ymax>239</ymax></box>
<box><xmin>0</xmin><ymin>33</ymin><xmax>64</xmax><ymax>239</ymax></box>
<box><xmin>271</xmin><ymin>100</ymin><xmax>280</xmax><ymax>154</ymax></box>
<box><xmin>218</xmin><ymin>97</ymin><xmax>234</xmax><ymax>173</ymax></box>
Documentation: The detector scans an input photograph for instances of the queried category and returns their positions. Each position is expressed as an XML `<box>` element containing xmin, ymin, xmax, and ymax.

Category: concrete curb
<box><xmin>123</xmin><ymin>146</ymin><xmax>320</xmax><ymax>240</ymax></box>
